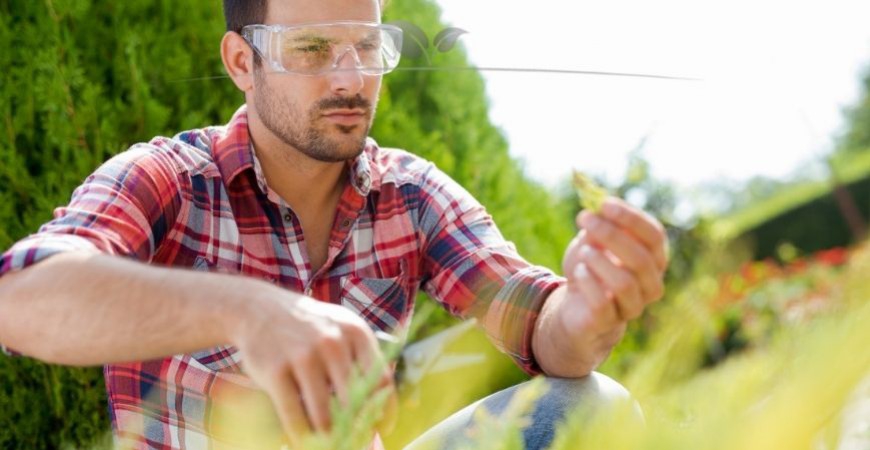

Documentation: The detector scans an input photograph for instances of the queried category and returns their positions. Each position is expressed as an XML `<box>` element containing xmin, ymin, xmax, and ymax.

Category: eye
<box><xmin>356</xmin><ymin>41</ymin><xmax>380</xmax><ymax>51</ymax></box>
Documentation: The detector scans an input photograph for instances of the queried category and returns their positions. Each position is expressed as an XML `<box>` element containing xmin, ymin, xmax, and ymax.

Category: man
<box><xmin>0</xmin><ymin>0</ymin><xmax>668</xmax><ymax>448</ymax></box>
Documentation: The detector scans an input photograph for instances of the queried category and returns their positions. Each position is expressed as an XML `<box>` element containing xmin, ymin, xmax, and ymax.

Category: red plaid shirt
<box><xmin>0</xmin><ymin>106</ymin><xmax>564</xmax><ymax>449</ymax></box>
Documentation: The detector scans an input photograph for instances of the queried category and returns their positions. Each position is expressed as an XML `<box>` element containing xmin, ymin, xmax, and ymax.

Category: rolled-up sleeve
<box><xmin>418</xmin><ymin>165</ymin><xmax>566</xmax><ymax>376</ymax></box>
<box><xmin>0</xmin><ymin>144</ymin><xmax>183</xmax><ymax>356</ymax></box>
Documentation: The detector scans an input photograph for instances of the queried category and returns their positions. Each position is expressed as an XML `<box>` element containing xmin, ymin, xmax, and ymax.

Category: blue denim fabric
<box><xmin>404</xmin><ymin>373</ymin><xmax>637</xmax><ymax>450</ymax></box>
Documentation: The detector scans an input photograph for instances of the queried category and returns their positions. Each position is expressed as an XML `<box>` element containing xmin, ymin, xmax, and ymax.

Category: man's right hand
<box><xmin>229</xmin><ymin>289</ymin><xmax>394</xmax><ymax>445</ymax></box>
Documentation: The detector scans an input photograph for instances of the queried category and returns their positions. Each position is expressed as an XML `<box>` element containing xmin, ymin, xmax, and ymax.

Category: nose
<box><xmin>327</xmin><ymin>46</ymin><xmax>365</xmax><ymax>96</ymax></box>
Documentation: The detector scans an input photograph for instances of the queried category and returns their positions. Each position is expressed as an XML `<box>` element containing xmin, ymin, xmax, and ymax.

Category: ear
<box><xmin>221</xmin><ymin>31</ymin><xmax>255</xmax><ymax>92</ymax></box>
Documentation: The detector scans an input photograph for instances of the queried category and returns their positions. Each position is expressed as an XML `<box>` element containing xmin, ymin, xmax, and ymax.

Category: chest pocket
<box><xmin>340</xmin><ymin>275</ymin><xmax>411</xmax><ymax>334</ymax></box>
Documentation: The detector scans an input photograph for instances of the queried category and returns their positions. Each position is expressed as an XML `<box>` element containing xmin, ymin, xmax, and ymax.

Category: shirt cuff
<box><xmin>482</xmin><ymin>266</ymin><xmax>566</xmax><ymax>376</ymax></box>
<box><xmin>1</xmin><ymin>234</ymin><xmax>100</xmax><ymax>278</ymax></box>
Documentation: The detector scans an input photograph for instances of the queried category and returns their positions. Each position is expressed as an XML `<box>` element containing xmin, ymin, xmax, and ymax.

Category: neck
<box><xmin>247</xmin><ymin>113</ymin><xmax>349</xmax><ymax>214</ymax></box>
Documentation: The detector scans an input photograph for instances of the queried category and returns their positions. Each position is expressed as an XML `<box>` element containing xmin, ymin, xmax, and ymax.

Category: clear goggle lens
<box><xmin>242</xmin><ymin>22</ymin><xmax>403</xmax><ymax>76</ymax></box>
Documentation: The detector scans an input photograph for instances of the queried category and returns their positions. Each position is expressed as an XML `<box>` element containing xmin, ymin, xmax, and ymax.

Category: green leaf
<box><xmin>572</xmin><ymin>169</ymin><xmax>608</xmax><ymax>213</ymax></box>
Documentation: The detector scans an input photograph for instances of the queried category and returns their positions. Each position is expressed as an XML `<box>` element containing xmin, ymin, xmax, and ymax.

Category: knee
<box><xmin>511</xmin><ymin>373</ymin><xmax>639</xmax><ymax>450</ymax></box>
<box><xmin>533</xmin><ymin>372</ymin><xmax>641</xmax><ymax>424</ymax></box>
<box><xmin>542</xmin><ymin>372</ymin><xmax>633</xmax><ymax>407</ymax></box>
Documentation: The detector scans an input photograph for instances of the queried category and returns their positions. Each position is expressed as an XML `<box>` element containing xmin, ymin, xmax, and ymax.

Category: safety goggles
<box><xmin>241</xmin><ymin>21</ymin><xmax>404</xmax><ymax>76</ymax></box>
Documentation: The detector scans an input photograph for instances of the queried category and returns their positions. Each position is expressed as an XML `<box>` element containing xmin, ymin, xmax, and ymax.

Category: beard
<box><xmin>253</xmin><ymin>66</ymin><xmax>374</xmax><ymax>163</ymax></box>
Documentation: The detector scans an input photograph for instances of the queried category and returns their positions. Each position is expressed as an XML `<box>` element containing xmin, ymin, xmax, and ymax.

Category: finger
<box><xmin>294</xmin><ymin>356</ymin><xmax>333</xmax><ymax>432</ymax></box>
<box><xmin>581</xmin><ymin>215</ymin><xmax>656</xmax><ymax>274</ymax></box>
<box><xmin>580</xmin><ymin>245</ymin><xmax>644</xmax><ymax>321</ymax></box>
<box><xmin>570</xmin><ymin>263</ymin><xmax>619</xmax><ymax>329</ymax></box>
<box><xmin>265</xmin><ymin>373</ymin><xmax>310</xmax><ymax>447</ymax></box>
<box><xmin>577</xmin><ymin>217</ymin><xmax>663</xmax><ymax>303</ymax></box>
<box><xmin>322</xmin><ymin>339</ymin><xmax>354</xmax><ymax>406</ymax></box>
<box><xmin>579</xmin><ymin>198</ymin><xmax>668</xmax><ymax>271</ymax></box>
<box><xmin>562</xmin><ymin>231</ymin><xmax>590</xmax><ymax>276</ymax></box>
<box><xmin>347</xmin><ymin>323</ymin><xmax>378</xmax><ymax>371</ymax></box>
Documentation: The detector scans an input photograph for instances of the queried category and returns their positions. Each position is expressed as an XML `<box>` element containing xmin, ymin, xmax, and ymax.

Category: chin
<box><xmin>307</xmin><ymin>140</ymin><xmax>366</xmax><ymax>163</ymax></box>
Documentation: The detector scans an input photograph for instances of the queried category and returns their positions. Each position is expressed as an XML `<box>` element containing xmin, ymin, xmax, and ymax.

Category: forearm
<box><xmin>0</xmin><ymin>252</ymin><xmax>286</xmax><ymax>366</ymax></box>
<box><xmin>532</xmin><ymin>285</ymin><xmax>623</xmax><ymax>378</ymax></box>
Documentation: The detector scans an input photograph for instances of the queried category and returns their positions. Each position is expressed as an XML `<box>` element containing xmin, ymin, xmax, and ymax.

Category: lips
<box><xmin>322</xmin><ymin>109</ymin><xmax>367</xmax><ymax>126</ymax></box>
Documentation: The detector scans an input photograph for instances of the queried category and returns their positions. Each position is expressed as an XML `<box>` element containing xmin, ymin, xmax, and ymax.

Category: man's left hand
<box><xmin>533</xmin><ymin>197</ymin><xmax>669</xmax><ymax>377</ymax></box>
<box><xmin>570</xmin><ymin>197</ymin><xmax>668</xmax><ymax>320</ymax></box>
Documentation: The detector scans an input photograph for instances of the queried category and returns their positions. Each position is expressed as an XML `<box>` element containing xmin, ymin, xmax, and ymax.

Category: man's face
<box><xmin>252</xmin><ymin>0</ymin><xmax>383</xmax><ymax>163</ymax></box>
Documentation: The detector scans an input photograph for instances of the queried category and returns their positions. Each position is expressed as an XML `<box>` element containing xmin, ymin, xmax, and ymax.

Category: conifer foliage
<box><xmin>0</xmin><ymin>0</ymin><xmax>574</xmax><ymax>447</ymax></box>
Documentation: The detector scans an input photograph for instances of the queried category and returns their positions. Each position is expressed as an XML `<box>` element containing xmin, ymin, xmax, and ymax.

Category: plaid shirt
<box><xmin>0</xmin><ymin>105</ymin><xmax>564</xmax><ymax>449</ymax></box>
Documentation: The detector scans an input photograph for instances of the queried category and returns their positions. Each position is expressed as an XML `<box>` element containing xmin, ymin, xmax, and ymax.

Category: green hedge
<box><xmin>0</xmin><ymin>0</ymin><xmax>575</xmax><ymax>447</ymax></box>
<box><xmin>740</xmin><ymin>175</ymin><xmax>870</xmax><ymax>260</ymax></box>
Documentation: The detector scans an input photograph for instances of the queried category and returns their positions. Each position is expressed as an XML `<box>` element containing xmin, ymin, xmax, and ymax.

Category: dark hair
<box><xmin>223</xmin><ymin>0</ymin><xmax>268</xmax><ymax>33</ymax></box>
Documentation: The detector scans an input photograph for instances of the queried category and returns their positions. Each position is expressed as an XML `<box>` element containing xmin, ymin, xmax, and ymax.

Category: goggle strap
<box><xmin>247</xmin><ymin>28</ymin><xmax>274</xmax><ymax>62</ymax></box>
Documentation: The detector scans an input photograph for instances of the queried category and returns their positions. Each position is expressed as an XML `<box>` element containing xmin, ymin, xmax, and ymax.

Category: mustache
<box><xmin>316</xmin><ymin>94</ymin><xmax>372</xmax><ymax>113</ymax></box>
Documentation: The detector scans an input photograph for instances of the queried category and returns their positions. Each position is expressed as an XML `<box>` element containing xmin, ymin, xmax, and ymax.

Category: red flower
<box><xmin>814</xmin><ymin>247</ymin><xmax>849</xmax><ymax>267</ymax></box>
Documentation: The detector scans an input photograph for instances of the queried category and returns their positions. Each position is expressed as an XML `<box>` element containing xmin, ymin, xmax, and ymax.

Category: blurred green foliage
<box><xmin>0</xmin><ymin>0</ymin><xmax>575</xmax><ymax>447</ymax></box>
<box><xmin>738</xmin><ymin>175</ymin><xmax>869</xmax><ymax>260</ymax></box>
<box><xmin>712</xmin><ymin>152</ymin><xmax>870</xmax><ymax>256</ymax></box>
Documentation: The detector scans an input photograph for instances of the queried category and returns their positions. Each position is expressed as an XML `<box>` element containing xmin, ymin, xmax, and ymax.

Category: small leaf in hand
<box><xmin>572</xmin><ymin>169</ymin><xmax>608</xmax><ymax>213</ymax></box>
<box><xmin>433</xmin><ymin>27</ymin><xmax>468</xmax><ymax>52</ymax></box>
<box><xmin>387</xmin><ymin>20</ymin><xmax>429</xmax><ymax>59</ymax></box>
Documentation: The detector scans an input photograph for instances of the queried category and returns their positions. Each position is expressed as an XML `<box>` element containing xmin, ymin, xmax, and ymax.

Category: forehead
<box><xmin>265</xmin><ymin>0</ymin><xmax>381</xmax><ymax>25</ymax></box>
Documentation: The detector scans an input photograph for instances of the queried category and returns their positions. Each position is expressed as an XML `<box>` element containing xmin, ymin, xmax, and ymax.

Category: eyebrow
<box><xmin>289</xmin><ymin>35</ymin><xmax>335</xmax><ymax>45</ymax></box>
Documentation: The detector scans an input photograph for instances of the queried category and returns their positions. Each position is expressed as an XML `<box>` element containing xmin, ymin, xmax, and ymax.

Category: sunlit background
<box><xmin>437</xmin><ymin>0</ymin><xmax>870</xmax><ymax>216</ymax></box>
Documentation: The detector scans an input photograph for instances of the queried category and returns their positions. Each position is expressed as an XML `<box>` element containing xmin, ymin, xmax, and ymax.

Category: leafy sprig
<box><xmin>572</xmin><ymin>169</ymin><xmax>608</xmax><ymax>213</ymax></box>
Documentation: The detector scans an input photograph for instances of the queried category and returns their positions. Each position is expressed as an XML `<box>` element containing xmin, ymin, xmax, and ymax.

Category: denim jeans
<box><xmin>403</xmin><ymin>372</ymin><xmax>636</xmax><ymax>450</ymax></box>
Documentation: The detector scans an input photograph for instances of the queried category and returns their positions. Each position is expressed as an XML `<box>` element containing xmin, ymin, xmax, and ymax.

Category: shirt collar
<box><xmin>213</xmin><ymin>104</ymin><xmax>379</xmax><ymax>197</ymax></box>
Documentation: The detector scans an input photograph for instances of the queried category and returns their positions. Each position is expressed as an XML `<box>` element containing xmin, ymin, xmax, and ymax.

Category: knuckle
<box><xmin>292</xmin><ymin>347</ymin><xmax>317</xmax><ymax>367</ymax></box>
<box><xmin>626</xmin><ymin>248</ymin><xmax>648</xmax><ymax>271</ymax></box>
<box><xmin>316</xmin><ymin>333</ymin><xmax>342</xmax><ymax>354</ymax></box>
<box><xmin>596</xmin><ymin>221</ymin><xmax>617</xmax><ymax>240</ymax></box>
<box><xmin>265</xmin><ymin>364</ymin><xmax>290</xmax><ymax>386</ymax></box>
<box><xmin>606</xmin><ymin>199</ymin><xmax>624</xmax><ymax>219</ymax></box>
<box><xmin>612</xmin><ymin>276</ymin><xmax>636</xmax><ymax>297</ymax></box>
<box><xmin>342</xmin><ymin>321</ymin><xmax>369</xmax><ymax>341</ymax></box>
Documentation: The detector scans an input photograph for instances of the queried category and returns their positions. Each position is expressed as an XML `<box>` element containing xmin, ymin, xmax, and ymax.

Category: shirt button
<box><xmin>283</xmin><ymin>213</ymin><xmax>292</xmax><ymax>222</ymax></box>
<box><xmin>340</xmin><ymin>218</ymin><xmax>353</xmax><ymax>228</ymax></box>
<box><xmin>357</xmin><ymin>175</ymin><xmax>371</xmax><ymax>190</ymax></box>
